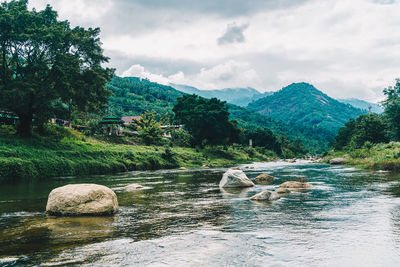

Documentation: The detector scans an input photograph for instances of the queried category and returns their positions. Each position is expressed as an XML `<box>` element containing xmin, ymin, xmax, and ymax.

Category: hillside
<box><xmin>107</xmin><ymin>76</ymin><xmax>184</xmax><ymax>117</ymax></box>
<box><xmin>106</xmin><ymin>77</ymin><xmax>335</xmax><ymax>152</ymax></box>
<box><xmin>247</xmin><ymin>83</ymin><xmax>366</xmax><ymax>135</ymax></box>
<box><xmin>170</xmin><ymin>83</ymin><xmax>271</xmax><ymax>107</ymax></box>
<box><xmin>338</xmin><ymin>98</ymin><xmax>383</xmax><ymax>114</ymax></box>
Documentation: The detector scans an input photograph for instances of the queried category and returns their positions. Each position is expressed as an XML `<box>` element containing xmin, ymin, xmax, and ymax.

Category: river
<box><xmin>1</xmin><ymin>160</ymin><xmax>400</xmax><ymax>266</ymax></box>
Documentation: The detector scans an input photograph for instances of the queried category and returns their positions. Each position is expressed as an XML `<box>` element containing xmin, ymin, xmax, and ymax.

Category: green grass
<box><xmin>0</xmin><ymin>129</ymin><xmax>276</xmax><ymax>181</ymax></box>
<box><xmin>326</xmin><ymin>142</ymin><xmax>400</xmax><ymax>171</ymax></box>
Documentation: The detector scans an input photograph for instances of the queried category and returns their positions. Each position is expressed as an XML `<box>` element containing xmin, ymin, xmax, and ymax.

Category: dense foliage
<box><xmin>382</xmin><ymin>79</ymin><xmax>400</xmax><ymax>140</ymax></box>
<box><xmin>333</xmin><ymin>114</ymin><xmax>388</xmax><ymax>150</ymax></box>
<box><xmin>0</xmin><ymin>0</ymin><xmax>114</xmax><ymax>136</ymax></box>
<box><xmin>332</xmin><ymin>79</ymin><xmax>400</xmax><ymax>154</ymax></box>
<box><xmin>173</xmin><ymin>95</ymin><xmax>240</xmax><ymax>146</ymax></box>
<box><xmin>107</xmin><ymin>76</ymin><xmax>183</xmax><ymax>117</ymax></box>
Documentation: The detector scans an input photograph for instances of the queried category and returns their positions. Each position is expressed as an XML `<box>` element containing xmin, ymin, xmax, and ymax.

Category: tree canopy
<box><xmin>0</xmin><ymin>0</ymin><xmax>114</xmax><ymax>136</ymax></box>
<box><xmin>333</xmin><ymin>114</ymin><xmax>388</xmax><ymax>150</ymax></box>
<box><xmin>173</xmin><ymin>94</ymin><xmax>240</xmax><ymax>146</ymax></box>
<box><xmin>382</xmin><ymin>78</ymin><xmax>400</xmax><ymax>141</ymax></box>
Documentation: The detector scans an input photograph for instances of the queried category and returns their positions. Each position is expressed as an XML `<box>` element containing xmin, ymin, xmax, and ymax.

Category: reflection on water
<box><xmin>1</xmin><ymin>162</ymin><xmax>400</xmax><ymax>266</ymax></box>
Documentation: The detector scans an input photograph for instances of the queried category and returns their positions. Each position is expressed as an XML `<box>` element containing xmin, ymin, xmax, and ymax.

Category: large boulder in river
<box><xmin>279</xmin><ymin>181</ymin><xmax>313</xmax><ymax>189</ymax></box>
<box><xmin>249</xmin><ymin>191</ymin><xmax>280</xmax><ymax>201</ymax></box>
<box><xmin>219</xmin><ymin>169</ymin><xmax>255</xmax><ymax>188</ymax></box>
<box><xmin>329</xmin><ymin>157</ymin><xmax>347</xmax><ymax>165</ymax></box>
<box><xmin>255</xmin><ymin>174</ymin><xmax>274</xmax><ymax>184</ymax></box>
<box><xmin>46</xmin><ymin>184</ymin><xmax>118</xmax><ymax>216</ymax></box>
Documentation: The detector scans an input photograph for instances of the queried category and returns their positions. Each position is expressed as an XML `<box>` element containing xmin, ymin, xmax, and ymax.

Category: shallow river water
<box><xmin>1</xmin><ymin>160</ymin><xmax>400</xmax><ymax>266</ymax></box>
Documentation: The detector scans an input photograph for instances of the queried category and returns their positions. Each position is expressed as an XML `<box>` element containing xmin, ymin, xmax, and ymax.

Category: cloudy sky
<box><xmin>29</xmin><ymin>0</ymin><xmax>400</xmax><ymax>102</ymax></box>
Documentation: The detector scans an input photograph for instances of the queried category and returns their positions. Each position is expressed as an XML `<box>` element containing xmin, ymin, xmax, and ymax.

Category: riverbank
<box><xmin>326</xmin><ymin>142</ymin><xmax>400</xmax><ymax>171</ymax></box>
<box><xmin>0</xmin><ymin>133</ymin><xmax>276</xmax><ymax>182</ymax></box>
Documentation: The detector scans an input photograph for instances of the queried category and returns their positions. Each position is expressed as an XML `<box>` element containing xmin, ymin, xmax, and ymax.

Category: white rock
<box><xmin>249</xmin><ymin>191</ymin><xmax>280</xmax><ymax>201</ymax></box>
<box><xmin>46</xmin><ymin>184</ymin><xmax>118</xmax><ymax>216</ymax></box>
<box><xmin>329</xmin><ymin>157</ymin><xmax>347</xmax><ymax>165</ymax></box>
<box><xmin>219</xmin><ymin>169</ymin><xmax>255</xmax><ymax>188</ymax></box>
<box><xmin>124</xmin><ymin>183</ymin><xmax>144</xmax><ymax>192</ymax></box>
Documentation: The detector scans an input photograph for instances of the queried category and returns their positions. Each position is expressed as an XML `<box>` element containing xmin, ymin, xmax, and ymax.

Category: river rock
<box><xmin>275</xmin><ymin>187</ymin><xmax>291</xmax><ymax>195</ymax></box>
<box><xmin>178</xmin><ymin>167</ymin><xmax>187</xmax><ymax>170</ymax></box>
<box><xmin>249</xmin><ymin>191</ymin><xmax>280</xmax><ymax>201</ymax></box>
<box><xmin>125</xmin><ymin>183</ymin><xmax>144</xmax><ymax>192</ymax></box>
<box><xmin>219</xmin><ymin>169</ymin><xmax>255</xmax><ymax>188</ymax></box>
<box><xmin>46</xmin><ymin>184</ymin><xmax>118</xmax><ymax>216</ymax></box>
<box><xmin>279</xmin><ymin>181</ymin><xmax>313</xmax><ymax>189</ymax></box>
<box><xmin>329</xmin><ymin>157</ymin><xmax>347</xmax><ymax>165</ymax></box>
<box><xmin>255</xmin><ymin>174</ymin><xmax>274</xmax><ymax>184</ymax></box>
<box><xmin>231</xmin><ymin>167</ymin><xmax>241</xmax><ymax>170</ymax></box>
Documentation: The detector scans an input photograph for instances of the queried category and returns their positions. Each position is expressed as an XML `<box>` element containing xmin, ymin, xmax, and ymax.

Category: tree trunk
<box><xmin>17</xmin><ymin>113</ymin><xmax>33</xmax><ymax>137</ymax></box>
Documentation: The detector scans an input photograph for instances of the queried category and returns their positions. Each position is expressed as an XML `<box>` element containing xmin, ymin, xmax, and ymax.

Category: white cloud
<box><xmin>28</xmin><ymin>0</ymin><xmax>400</xmax><ymax>102</ymax></box>
<box><xmin>122</xmin><ymin>61</ymin><xmax>262</xmax><ymax>90</ymax></box>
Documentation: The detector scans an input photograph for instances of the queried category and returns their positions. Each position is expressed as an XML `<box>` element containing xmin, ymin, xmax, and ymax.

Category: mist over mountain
<box><xmin>338</xmin><ymin>98</ymin><xmax>383</xmax><ymax>114</ymax></box>
<box><xmin>170</xmin><ymin>84</ymin><xmax>271</xmax><ymax>107</ymax></box>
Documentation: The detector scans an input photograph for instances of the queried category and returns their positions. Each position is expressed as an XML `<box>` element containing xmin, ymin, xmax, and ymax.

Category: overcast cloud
<box><xmin>28</xmin><ymin>0</ymin><xmax>400</xmax><ymax>102</ymax></box>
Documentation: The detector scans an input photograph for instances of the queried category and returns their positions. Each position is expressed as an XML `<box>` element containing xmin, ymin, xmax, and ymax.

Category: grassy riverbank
<box><xmin>326</xmin><ymin>142</ymin><xmax>400</xmax><ymax>171</ymax></box>
<box><xmin>0</xmin><ymin>130</ymin><xmax>276</xmax><ymax>181</ymax></box>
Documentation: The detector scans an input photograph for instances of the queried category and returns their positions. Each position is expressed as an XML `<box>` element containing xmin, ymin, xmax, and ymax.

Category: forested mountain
<box><xmin>247</xmin><ymin>83</ymin><xmax>366</xmax><ymax>136</ymax></box>
<box><xmin>106</xmin><ymin>77</ymin><xmax>336</xmax><ymax>152</ymax></box>
<box><xmin>170</xmin><ymin>83</ymin><xmax>272</xmax><ymax>107</ymax></box>
<box><xmin>338</xmin><ymin>98</ymin><xmax>383</xmax><ymax>114</ymax></box>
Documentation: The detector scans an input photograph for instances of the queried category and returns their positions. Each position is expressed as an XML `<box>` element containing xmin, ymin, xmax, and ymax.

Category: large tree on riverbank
<box><xmin>0</xmin><ymin>0</ymin><xmax>114</xmax><ymax>136</ymax></box>
<box><xmin>173</xmin><ymin>94</ymin><xmax>240</xmax><ymax>146</ymax></box>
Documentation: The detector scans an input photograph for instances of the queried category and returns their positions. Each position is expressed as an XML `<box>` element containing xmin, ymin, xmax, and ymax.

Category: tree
<box><xmin>350</xmin><ymin>114</ymin><xmax>388</xmax><ymax>148</ymax></box>
<box><xmin>132</xmin><ymin>111</ymin><xmax>163</xmax><ymax>145</ymax></box>
<box><xmin>333</xmin><ymin>114</ymin><xmax>388</xmax><ymax>150</ymax></box>
<box><xmin>0</xmin><ymin>1</ymin><xmax>114</xmax><ymax>136</ymax></box>
<box><xmin>382</xmin><ymin>79</ymin><xmax>400</xmax><ymax>140</ymax></box>
<box><xmin>333</xmin><ymin>118</ymin><xmax>357</xmax><ymax>150</ymax></box>
<box><xmin>173</xmin><ymin>94</ymin><xmax>239</xmax><ymax>146</ymax></box>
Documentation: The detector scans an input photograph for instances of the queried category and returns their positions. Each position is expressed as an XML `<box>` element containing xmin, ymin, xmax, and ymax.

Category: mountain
<box><xmin>338</xmin><ymin>98</ymin><xmax>383</xmax><ymax>114</ymax></box>
<box><xmin>247</xmin><ymin>82</ymin><xmax>366</xmax><ymax>136</ymax></box>
<box><xmin>170</xmin><ymin>83</ymin><xmax>272</xmax><ymax>107</ymax></box>
<box><xmin>107</xmin><ymin>77</ymin><xmax>336</xmax><ymax>152</ymax></box>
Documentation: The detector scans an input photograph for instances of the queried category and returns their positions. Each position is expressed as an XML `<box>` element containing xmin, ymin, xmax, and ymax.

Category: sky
<box><xmin>28</xmin><ymin>0</ymin><xmax>400</xmax><ymax>103</ymax></box>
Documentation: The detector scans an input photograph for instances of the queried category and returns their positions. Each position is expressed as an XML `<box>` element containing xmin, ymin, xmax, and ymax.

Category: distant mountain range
<box><xmin>170</xmin><ymin>83</ymin><xmax>381</xmax><ymax>114</ymax></box>
<box><xmin>170</xmin><ymin>84</ymin><xmax>272</xmax><ymax>107</ymax></box>
<box><xmin>338</xmin><ymin>98</ymin><xmax>383</xmax><ymax>114</ymax></box>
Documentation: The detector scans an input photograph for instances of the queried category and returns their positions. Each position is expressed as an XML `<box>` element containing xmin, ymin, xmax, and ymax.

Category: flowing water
<box><xmin>1</xmin><ymin>160</ymin><xmax>400</xmax><ymax>266</ymax></box>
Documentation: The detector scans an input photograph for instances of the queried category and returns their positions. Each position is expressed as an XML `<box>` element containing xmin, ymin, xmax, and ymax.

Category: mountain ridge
<box><xmin>247</xmin><ymin>82</ymin><xmax>366</xmax><ymax>135</ymax></box>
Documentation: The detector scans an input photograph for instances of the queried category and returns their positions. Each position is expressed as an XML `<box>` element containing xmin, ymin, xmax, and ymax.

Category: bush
<box><xmin>0</xmin><ymin>125</ymin><xmax>16</xmax><ymax>136</ymax></box>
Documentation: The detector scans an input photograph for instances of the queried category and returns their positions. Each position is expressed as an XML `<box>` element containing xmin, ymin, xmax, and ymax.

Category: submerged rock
<box><xmin>46</xmin><ymin>184</ymin><xmax>118</xmax><ymax>216</ymax></box>
<box><xmin>249</xmin><ymin>191</ymin><xmax>280</xmax><ymax>201</ymax></box>
<box><xmin>219</xmin><ymin>169</ymin><xmax>255</xmax><ymax>188</ymax></box>
<box><xmin>231</xmin><ymin>167</ymin><xmax>241</xmax><ymax>170</ymax></box>
<box><xmin>329</xmin><ymin>157</ymin><xmax>347</xmax><ymax>165</ymax></box>
<box><xmin>279</xmin><ymin>181</ymin><xmax>313</xmax><ymax>189</ymax></box>
<box><xmin>255</xmin><ymin>174</ymin><xmax>274</xmax><ymax>184</ymax></box>
<box><xmin>124</xmin><ymin>183</ymin><xmax>144</xmax><ymax>192</ymax></box>
<box><xmin>275</xmin><ymin>187</ymin><xmax>291</xmax><ymax>195</ymax></box>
